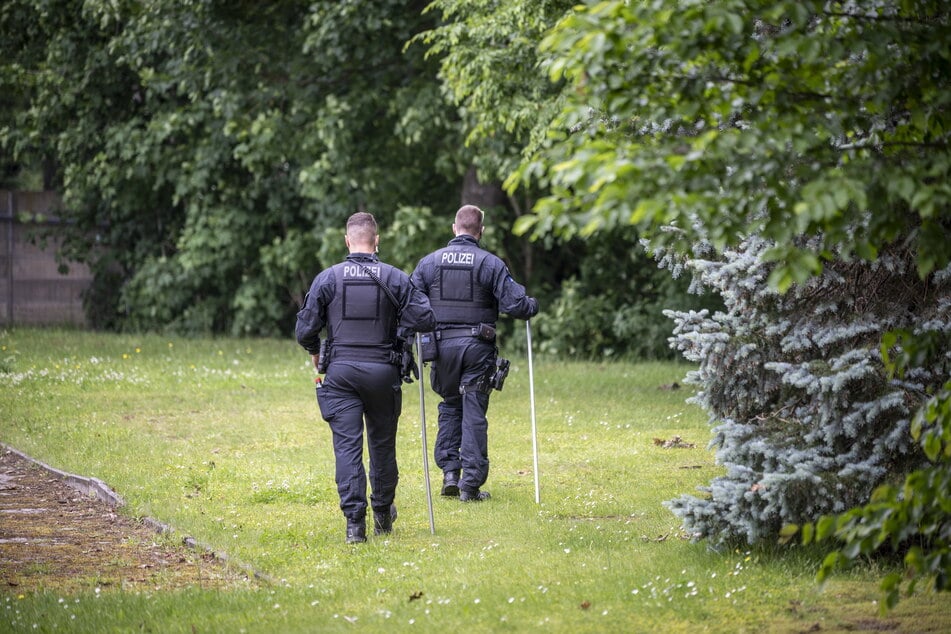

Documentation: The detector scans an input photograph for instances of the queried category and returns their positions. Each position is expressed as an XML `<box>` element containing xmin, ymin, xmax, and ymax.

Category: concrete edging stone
<box><xmin>1</xmin><ymin>442</ymin><xmax>274</xmax><ymax>584</ymax></box>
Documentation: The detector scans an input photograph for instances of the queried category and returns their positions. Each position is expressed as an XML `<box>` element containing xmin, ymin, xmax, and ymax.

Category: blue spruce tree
<box><xmin>659</xmin><ymin>234</ymin><xmax>950</xmax><ymax>545</ymax></box>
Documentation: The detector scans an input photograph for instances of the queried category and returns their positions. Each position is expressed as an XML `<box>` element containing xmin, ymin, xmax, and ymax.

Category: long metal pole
<box><xmin>526</xmin><ymin>320</ymin><xmax>540</xmax><ymax>504</ymax></box>
<box><xmin>416</xmin><ymin>334</ymin><xmax>436</xmax><ymax>534</ymax></box>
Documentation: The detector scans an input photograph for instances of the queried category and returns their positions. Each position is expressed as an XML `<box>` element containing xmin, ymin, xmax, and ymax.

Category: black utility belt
<box><xmin>435</xmin><ymin>323</ymin><xmax>496</xmax><ymax>342</ymax></box>
<box><xmin>331</xmin><ymin>344</ymin><xmax>401</xmax><ymax>365</ymax></box>
<box><xmin>435</xmin><ymin>327</ymin><xmax>478</xmax><ymax>340</ymax></box>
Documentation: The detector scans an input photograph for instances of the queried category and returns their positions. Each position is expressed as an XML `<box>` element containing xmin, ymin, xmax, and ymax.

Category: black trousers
<box><xmin>316</xmin><ymin>360</ymin><xmax>402</xmax><ymax>521</ymax></box>
<box><xmin>430</xmin><ymin>338</ymin><xmax>495</xmax><ymax>493</ymax></box>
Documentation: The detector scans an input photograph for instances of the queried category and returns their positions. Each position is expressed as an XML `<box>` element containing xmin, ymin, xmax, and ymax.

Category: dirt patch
<box><xmin>0</xmin><ymin>448</ymin><xmax>252</xmax><ymax>595</ymax></box>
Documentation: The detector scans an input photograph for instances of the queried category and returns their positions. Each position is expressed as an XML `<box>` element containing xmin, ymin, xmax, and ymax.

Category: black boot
<box><xmin>459</xmin><ymin>488</ymin><xmax>491</xmax><ymax>502</ymax></box>
<box><xmin>346</xmin><ymin>519</ymin><xmax>367</xmax><ymax>543</ymax></box>
<box><xmin>373</xmin><ymin>503</ymin><xmax>398</xmax><ymax>535</ymax></box>
<box><xmin>441</xmin><ymin>470</ymin><xmax>460</xmax><ymax>497</ymax></box>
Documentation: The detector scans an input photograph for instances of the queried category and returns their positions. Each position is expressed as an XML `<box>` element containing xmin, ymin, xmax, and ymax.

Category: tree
<box><xmin>413</xmin><ymin>0</ymin><xmax>572</xmax><ymax>290</ymax></box>
<box><xmin>508</xmin><ymin>0</ymin><xmax>950</xmax><ymax>604</ymax></box>
<box><xmin>1</xmin><ymin>0</ymin><xmax>462</xmax><ymax>334</ymax></box>
<box><xmin>4</xmin><ymin>0</ymin><xmax>718</xmax><ymax>359</ymax></box>
<box><xmin>418</xmin><ymin>0</ymin><xmax>720</xmax><ymax>357</ymax></box>
<box><xmin>514</xmin><ymin>1</ymin><xmax>949</xmax><ymax>283</ymax></box>
<box><xmin>801</xmin><ymin>374</ymin><xmax>950</xmax><ymax>612</ymax></box>
<box><xmin>658</xmin><ymin>235</ymin><xmax>947</xmax><ymax>541</ymax></box>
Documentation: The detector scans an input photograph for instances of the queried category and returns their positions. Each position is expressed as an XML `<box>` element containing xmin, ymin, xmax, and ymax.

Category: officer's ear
<box><xmin>374</xmin><ymin>235</ymin><xmax>380</xmax><ymax>252</ymax></box>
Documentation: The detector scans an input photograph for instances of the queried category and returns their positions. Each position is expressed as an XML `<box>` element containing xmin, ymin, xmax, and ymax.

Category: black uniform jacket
<box><xmin>296</xmin><ymin>252</ymin><xmax>435</xmax><ymax>355</ymax></box>
<box><xmin>411</xmin><ymin>235</ymin><xmax>538</xmax><ymax>326</ymax></box>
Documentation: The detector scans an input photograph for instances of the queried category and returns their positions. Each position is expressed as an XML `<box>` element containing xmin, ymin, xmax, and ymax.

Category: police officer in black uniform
<box><xmin>411</xmin><ymin>205</ymin><xmax>538</xmax><ymax>502</ymax></box>
<box><xmin>296</xmin><ymin>212</ymin><xmax>435</xmax><ymax>543</ymax></box>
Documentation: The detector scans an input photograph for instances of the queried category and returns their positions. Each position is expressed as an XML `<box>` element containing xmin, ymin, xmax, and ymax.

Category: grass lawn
<box><xmin>1</xmin><ymin>327</ymin><xmax>948</xmax><ymax>633</ymax></box>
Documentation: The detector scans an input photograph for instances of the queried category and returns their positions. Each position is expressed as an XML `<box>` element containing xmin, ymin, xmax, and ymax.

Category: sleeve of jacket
<box><xmin>397</xmin><ymin>271</ymin><xmax>436</xmax><ymax>335</ymax></box>
<box><xmin>486</xmin><ymin>256</ymin><xmax>539</xmax><ymax>320</ymax></box>
<box><xmin>409</xmin><ymin>257</ymin><xmax>431</xmax><ymax>295</ymax></box>
<box><xmin>295</xmin><ymin>268</ymin><xmax>335</xmax><ymax>354</ymax></box>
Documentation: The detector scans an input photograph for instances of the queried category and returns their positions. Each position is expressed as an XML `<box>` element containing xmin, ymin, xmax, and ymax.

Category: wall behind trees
<box><xmin>0</xmin><ymin>190</ymin><xmax>91</xmax><ymax>327</ymax></box>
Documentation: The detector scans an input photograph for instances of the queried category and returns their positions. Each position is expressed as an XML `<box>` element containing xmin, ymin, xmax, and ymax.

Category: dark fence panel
<box><xmin>0</xmin><ymin>190</ymin><xmax>92</xmax><ymax>327</ymax></box>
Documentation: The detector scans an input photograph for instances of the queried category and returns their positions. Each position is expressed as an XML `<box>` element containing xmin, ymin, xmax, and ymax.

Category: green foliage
<box><xmin>381</xmin><ymin>205</ymin><xmax>444</xmax><ymax>272</ymax></box>
<box><xmin>419</xmin><ymin>0</ymin><xmax>723</xmax><ymax>360</ymax></box>
<box><xmin>534</xmin><ymin>231</ymin><xmax>721</xmax><ymax>360</ymax></box>
<box><xmin>1</xmin><ymin>0</ymin><xmax>461</xmax><ymax>335</ymax></box>
<box><xmin>512</xmin><ymin>0</ymin><xmax>951</xmax><ymax>285</ymax></box>
<box><xmin>501</xmin><ymin>0</ymin><xmax>950</xmax><ymax>611</ymax></box>
<box><xmin>788</xmin><ymin>351</ymin><xmax>951</xmax><ymax>613</ymax></box>
<box><xmin>4</xmin><ymin>0</ymin><xmax>706</xmax><ymax>364</ymax></box>
<box><xmin>414</xmin><ymin>0</ymin><xmax>575</xmax><ymax>182</ymax></box>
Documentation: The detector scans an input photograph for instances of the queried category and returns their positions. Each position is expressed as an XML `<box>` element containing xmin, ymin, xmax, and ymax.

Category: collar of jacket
<box><xmin>449</xmin><ymin>234</ymin><xmax>479</xmax><ymax>247</ymax></box>
<box><xmin>346</xmin><ymin>252</ymin><xmax>379</xmax><ymax>263</ymax></box>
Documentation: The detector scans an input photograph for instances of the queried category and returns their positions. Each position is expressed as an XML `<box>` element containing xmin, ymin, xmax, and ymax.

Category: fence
<box><xmin>0</xmin><ymin>190</ymin><xmax>92</xmax><ymax>327</ymax></box>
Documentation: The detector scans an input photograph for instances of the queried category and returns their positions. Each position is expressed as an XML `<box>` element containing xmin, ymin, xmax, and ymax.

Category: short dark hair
<box><xmin>454</xmin><ymin>205</ymin><xmax>484</xmax><ymax>236</ymax></box>
<box><xmin>346</xmin><ymin>212</ymin><xmax>378</xmax><ymax>244</ymax></box>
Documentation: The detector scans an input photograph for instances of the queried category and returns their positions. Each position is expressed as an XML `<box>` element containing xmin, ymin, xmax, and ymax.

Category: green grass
<box><xmin>1</xmin><ymin>327</ymin><xmax>949</xmax><ymax>633</ymax></box>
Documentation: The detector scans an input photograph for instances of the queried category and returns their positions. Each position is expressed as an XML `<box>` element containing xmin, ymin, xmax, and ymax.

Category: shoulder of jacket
<box><xmin>317</xmin><ymin>265</ymin><xmax>338</xmax><ymax>282</ymax></box>
<box><xmin>479</xmin><ymin>249</ymin><xmax>504</xmax><ymax>266</ymax></box>
<box><xmin>383</xmin><ymin>262</ymin><xmax>409</xmax><ymax>279</ymax></box>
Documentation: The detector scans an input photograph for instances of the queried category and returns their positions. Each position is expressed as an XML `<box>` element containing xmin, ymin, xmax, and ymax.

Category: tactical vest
<box><xmin>429</xmin><ymin>244</ymin><xmax>497</xmax><ymax>325</ymax></box>
<box><xmin>326</xmin><ymin>261</ymin><xmax>398</xmax><ymax>362</ymax></box>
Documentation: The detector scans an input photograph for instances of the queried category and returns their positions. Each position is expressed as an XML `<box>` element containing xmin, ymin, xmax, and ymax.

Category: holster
<box><xmin>460</xmin><ymin>356</ymin><xmax>510</xmax><ymax>395</ymax></box>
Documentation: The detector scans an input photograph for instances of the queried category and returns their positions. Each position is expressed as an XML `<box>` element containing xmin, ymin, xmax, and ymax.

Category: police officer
<box><xmin>296</xmin><ymin>212</ymin><xmax>435</xmax><ymax>543</ymax></box>
<box><xmin>411</xmin><ymin>205</ymin><xmax>538</xmax><ymax>502</ymax></box>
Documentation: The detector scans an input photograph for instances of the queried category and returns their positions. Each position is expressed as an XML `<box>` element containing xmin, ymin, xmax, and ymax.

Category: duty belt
<box><xmin>435</xmin><ymin>327</ymin><xmax>479</xmax><ymax>340</ymax></box>
<box><xmin>331</xmin><ymin>343</ymin><xmax>400</xmax><ymax>364</ymax></box>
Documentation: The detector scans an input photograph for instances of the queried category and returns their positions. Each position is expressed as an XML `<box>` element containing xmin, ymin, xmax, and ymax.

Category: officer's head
<box><xmin>453</xmin><ymin>205</ymin><xmax>484</xmax><ymax>239</ymax></box>
<box><xmin>345</xmin><ymin>212</ymin><xmax>379</xmax><ymax>253</ymax></box>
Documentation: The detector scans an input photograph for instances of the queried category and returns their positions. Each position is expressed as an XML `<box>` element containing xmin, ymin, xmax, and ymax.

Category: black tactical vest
<box><xmin>326</xmin><ymin>261</ymin><xmax>398</xmax><ymax>361</ymax></box>
<box><xmin>429</xmin><ymin>244</ymin><xmax>497</xmax><ymax>325</ymax></box>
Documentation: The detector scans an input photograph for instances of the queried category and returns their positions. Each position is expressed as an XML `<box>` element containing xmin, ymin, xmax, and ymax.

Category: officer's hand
<box><xmin>311</xmin><ymin>354</ymin><xmax>321</xmax><ymax>371</ymax></box>
<box><xmin>401</xmin><ymin>349</ymin><xmax>419</xmax><ymax>384</ymax></box>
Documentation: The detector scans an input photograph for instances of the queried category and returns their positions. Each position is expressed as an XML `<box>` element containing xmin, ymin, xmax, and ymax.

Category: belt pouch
<box><xmin>419</xmin><ymin>332</ymin><xmax>438</xmax><ymax>362</ymax></box>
